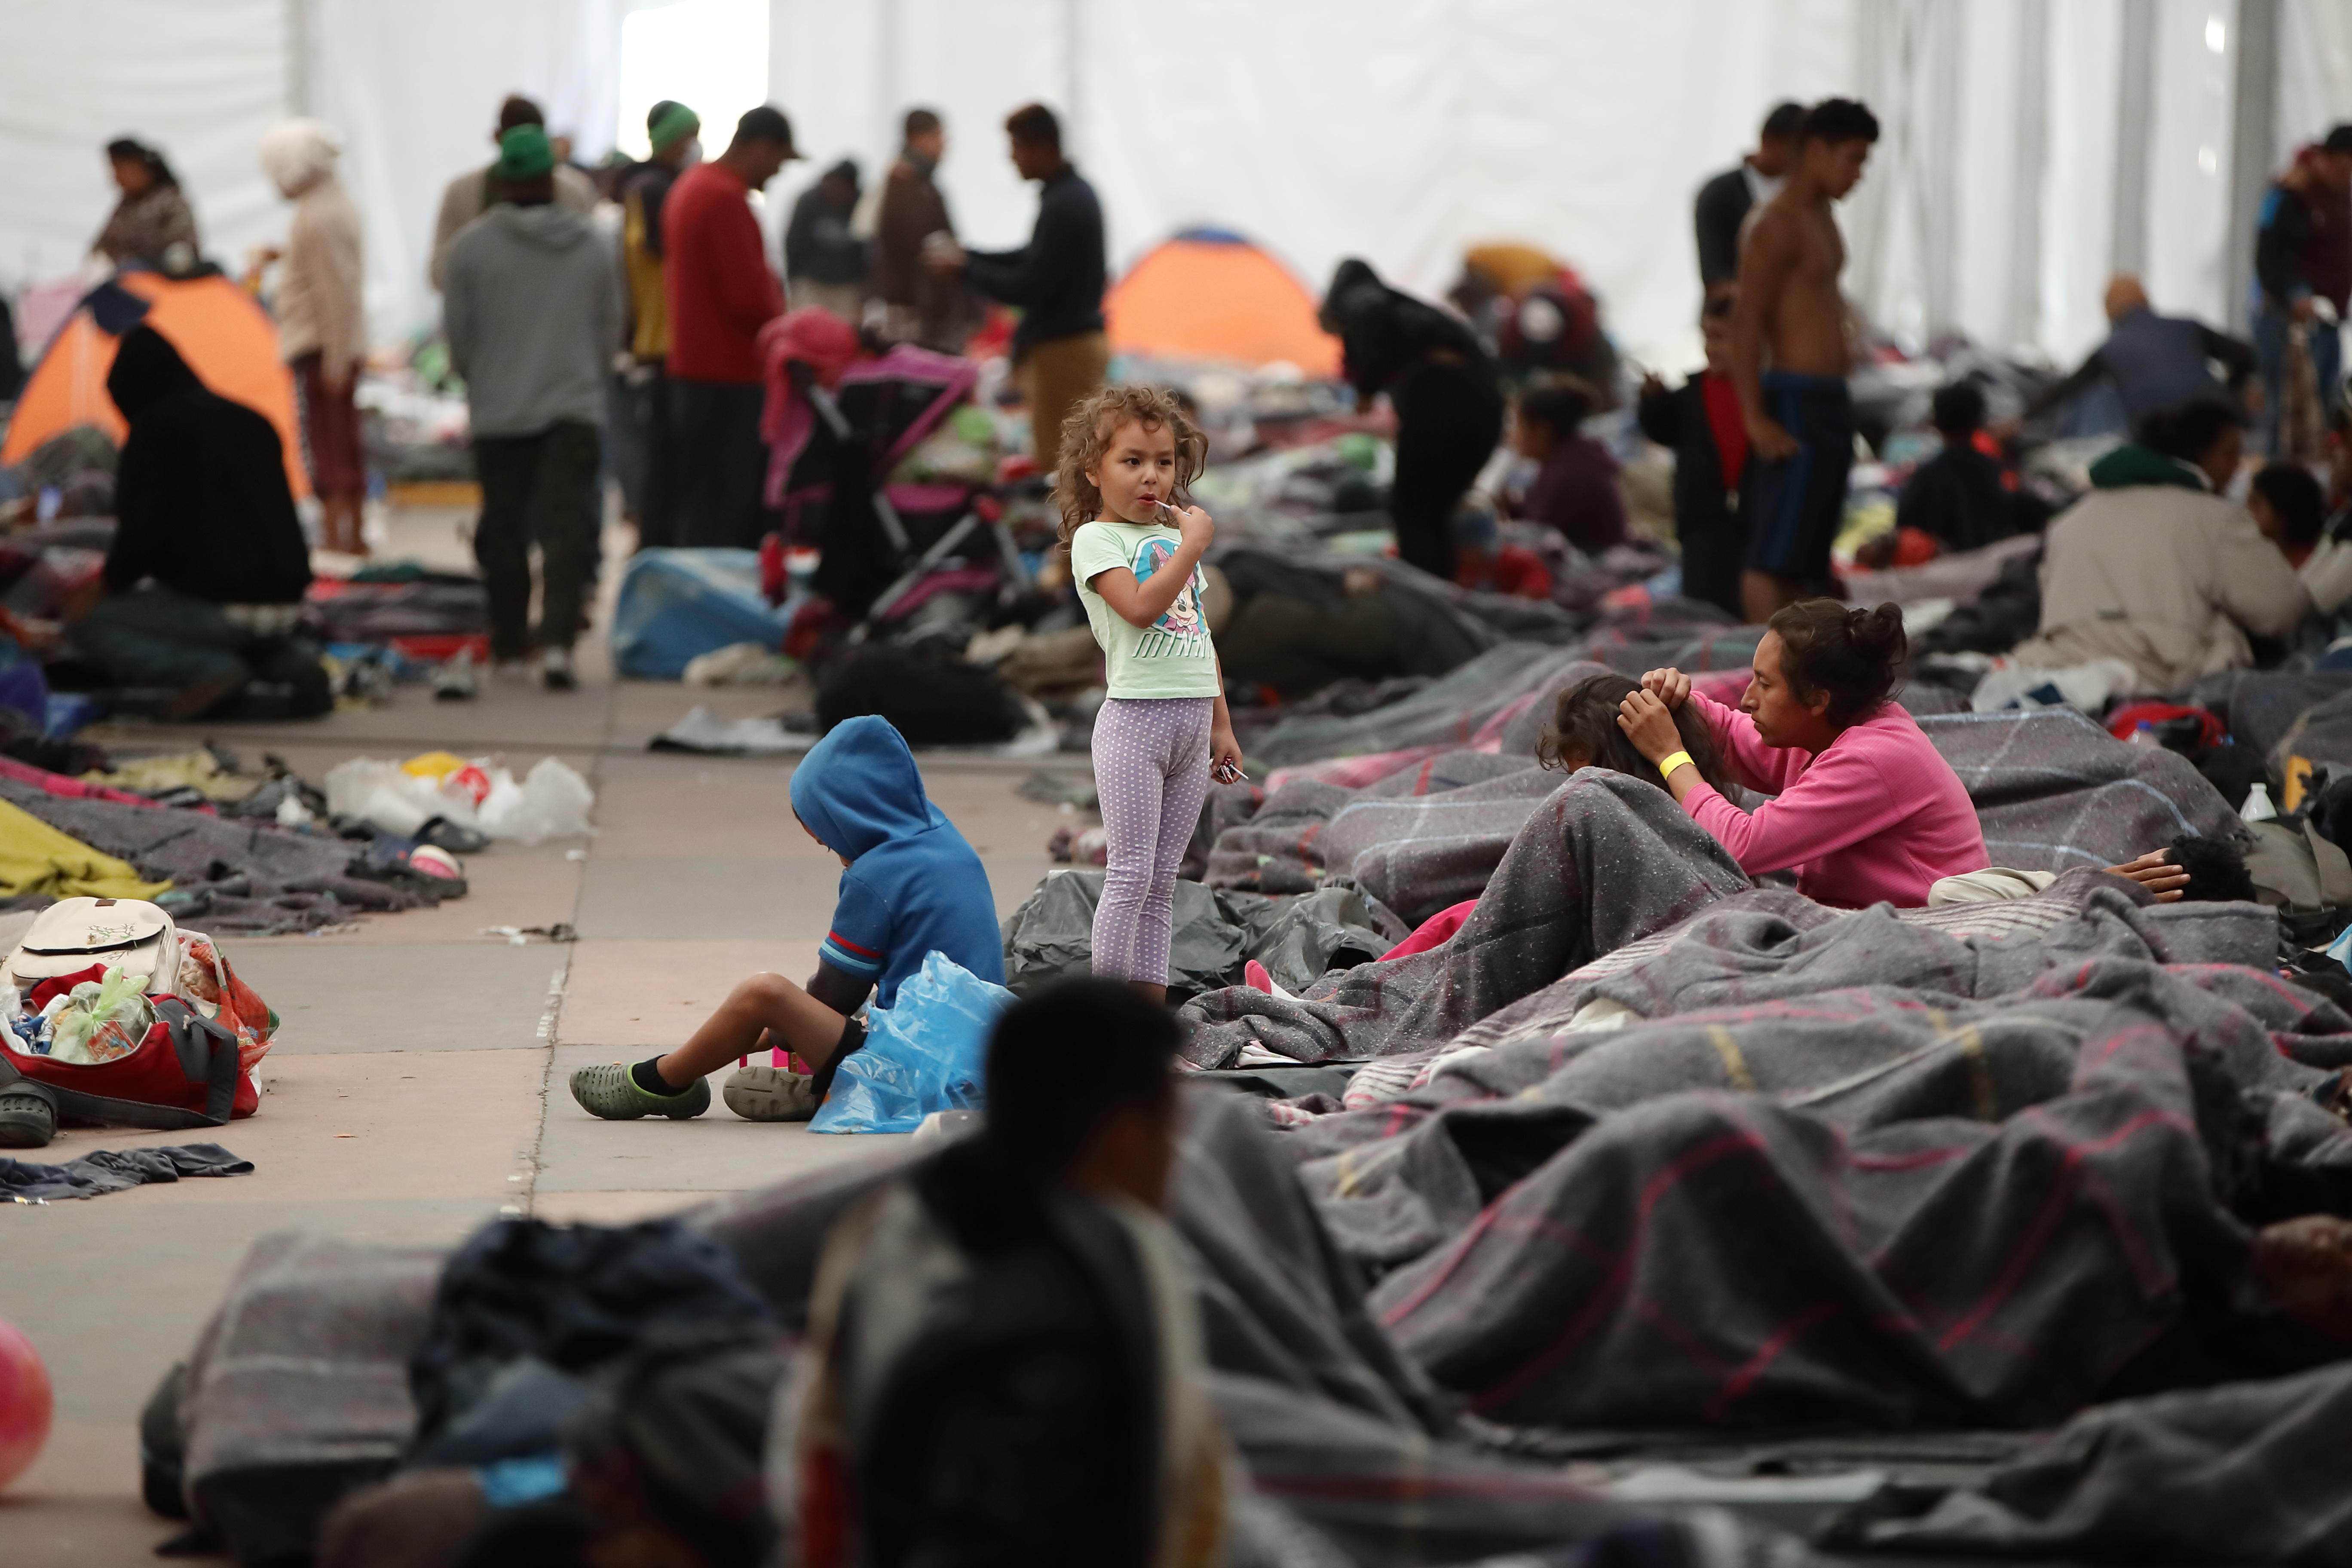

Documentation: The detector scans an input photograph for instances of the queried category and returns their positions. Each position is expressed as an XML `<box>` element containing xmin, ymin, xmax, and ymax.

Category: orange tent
<box><xmin>1105</xmin><ymin>230</ymin><xmax>1340</xmax><ymax>377</ymax></box>
<box><xmin>1</xmin><ymin>272</ymin><xmax>309</xmax><ymax>497</ymax></box>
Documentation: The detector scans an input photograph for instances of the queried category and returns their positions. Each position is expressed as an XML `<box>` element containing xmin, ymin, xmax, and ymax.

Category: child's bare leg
<box><xmin>1125</xmin><ymin>980</ymin><xmax>1167</xmax><ymax>1007</ymax></box>
<box><xmin>655</xmin><ymin>973</ymin><xmax>849</xmax><ymax>1087</ymax></box>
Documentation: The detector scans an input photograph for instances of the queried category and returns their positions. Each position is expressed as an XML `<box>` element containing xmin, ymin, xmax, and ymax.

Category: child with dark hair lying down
<box><xmin>1930</xmin><ymin>833</ymin><xmax>2249</xmax><ymax>906</ymax></box>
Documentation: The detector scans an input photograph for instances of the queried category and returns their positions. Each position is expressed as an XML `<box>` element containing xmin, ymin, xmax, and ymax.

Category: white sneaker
<box><xmin>539</xmin><ymin>646</ymin><xmax>577</xmax><ymax>692</ymax></box>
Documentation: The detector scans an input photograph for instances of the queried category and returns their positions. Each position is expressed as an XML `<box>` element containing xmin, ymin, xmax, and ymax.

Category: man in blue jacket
<box><xmin>928</xmin><ymin>102</ymin><xmax>1106</xmax><ymax>459</ymax></box>
<box><xmin>570</xmin><ymin>716</ymin><xmax>1002</xmax><ymax>1122</ymax></box>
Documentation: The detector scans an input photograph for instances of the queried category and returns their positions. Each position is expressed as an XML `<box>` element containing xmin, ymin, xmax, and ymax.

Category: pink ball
<box><xmin>0</xmin><ymin>1317</ymin><xmax>53</xmax><ymax>1494</ymax></box>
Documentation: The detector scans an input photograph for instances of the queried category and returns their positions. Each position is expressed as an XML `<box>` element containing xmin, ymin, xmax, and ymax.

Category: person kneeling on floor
<box><xmin>781</xmin><ymin>980</ymin><xmax>1228</xmax><ymax>1568</ymax></box>
<box><xmin>569</xmin><ymin>715</ymin><xmax>1002</xmax><ymax>1123</ymax></box>
<box><xmin>76</xmin><ymin>325</ymin><xmax>328</xmax><ymax>721</ymax></box>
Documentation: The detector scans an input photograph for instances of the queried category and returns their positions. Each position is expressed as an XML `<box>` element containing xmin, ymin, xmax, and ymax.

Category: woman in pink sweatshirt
<box><xmin>1616</xmin><ymin>600</ymin><xmax>1988</xmax><ymax>908</ymax></box>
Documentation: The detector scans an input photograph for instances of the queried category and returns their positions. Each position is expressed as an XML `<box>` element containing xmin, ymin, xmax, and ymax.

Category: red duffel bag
<box><xmin>0</xmin><ymin>980</ymin><xmax>252</xmax><ymax>1130</ymax></box>
<box><xmin>0</xmin><ymin>897</ymin><xmax>265</xmax><ymax>1130</ymax></box>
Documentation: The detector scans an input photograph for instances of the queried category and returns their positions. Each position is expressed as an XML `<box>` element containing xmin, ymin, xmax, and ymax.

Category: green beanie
<box><xmin>495</xmin><ymin>124</ymin><xmax>555</xmax><ymax>182</ymax></box>
<box><xmin>648</xmin><ymin>101</ymin><xmax>701</xmax><ymax>154</ymax></box>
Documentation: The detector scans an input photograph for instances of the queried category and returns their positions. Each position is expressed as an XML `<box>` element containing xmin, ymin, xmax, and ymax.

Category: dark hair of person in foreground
<box><xmin>1768</xmin><ymin>599</ymin><xmax>1908</xmax><ymax>727</ymax></box>
<box><xmin>980</xmin><ymin>979</ymin><xmax>1179</xmax><ymax>1181</ymax></box>
<box><xmin>1540</xmin><ymin>672</ymin><xmax>1732</xmax><ymax>791</ymax></box>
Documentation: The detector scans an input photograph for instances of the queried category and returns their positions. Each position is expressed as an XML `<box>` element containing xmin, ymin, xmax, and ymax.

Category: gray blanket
<box><xmin>1862</xmin><ymin>1361</ymin><xmax>2352</xmax><ymax>1562</ymax></box>
<box><xmin>0</xmin><ymin>780</ymin><xmax>433</xmax><ymax>933</ymax></box>
<box><xmin>1186</xmin><ymin>773</ymin><xmax>1753</xmax><ymax>1067</ymax></box>
<box><xmin>171</xmin><ymin>1096</ymin><xmax>1765</xmax><ymax>1568</ymax></box>
<box><xmin>1208</xmin><ymin>752</ymin><xmax>1565</xmax><ymax>919</ymax></box>
<box><xmin>1182</xmin><ymin>706</ymin><xmax>2243</xmax><ymax>1068</ymax></box>
<box><xmin>1294</xmin><ymin>956</ymin><xmax>2349</xmax><ymax>1432</ymax></box>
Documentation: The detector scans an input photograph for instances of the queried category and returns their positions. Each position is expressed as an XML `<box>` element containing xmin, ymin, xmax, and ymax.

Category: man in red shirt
<box><xmin>664</xmin><ymin>106</ymin><xmax>798</xmax><ymax>547</ymax></box>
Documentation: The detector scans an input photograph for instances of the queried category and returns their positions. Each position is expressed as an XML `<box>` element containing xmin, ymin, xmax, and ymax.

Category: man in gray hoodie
<box><xmin>444</xmin><ymin>124</ymin><xmax>624</xmax><ymax>690</ymax></box>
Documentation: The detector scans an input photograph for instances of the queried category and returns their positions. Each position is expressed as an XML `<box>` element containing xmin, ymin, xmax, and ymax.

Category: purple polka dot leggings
<box><xmin>1090</xmin><ymin>696</ymin><xmax>1215</xmax><ymax>985</ymax></box>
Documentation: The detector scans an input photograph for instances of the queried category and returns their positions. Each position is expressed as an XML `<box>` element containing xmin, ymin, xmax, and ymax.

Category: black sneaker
<box><xmin>0</xmin><ymin>1081</ymin><xmax>58</xmax><ymax>1149</ymax></box>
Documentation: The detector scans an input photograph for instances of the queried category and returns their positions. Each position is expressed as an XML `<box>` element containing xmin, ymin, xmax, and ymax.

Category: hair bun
<box><xmin>1844</xmin><ymin>602</ymin><xmax>1907</xmax><ymax>665</ymax></box>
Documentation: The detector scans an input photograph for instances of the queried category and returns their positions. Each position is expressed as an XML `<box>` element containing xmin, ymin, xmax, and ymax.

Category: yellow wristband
<box><xmin>1658</xmin><ymin>750</ymin><xmax>1694</xmax><ymax>781</ymax></box>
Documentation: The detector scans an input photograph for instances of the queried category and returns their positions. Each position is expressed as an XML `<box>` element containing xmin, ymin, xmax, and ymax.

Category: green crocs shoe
<box><xmin>570</xmin><ymin>1062</ymin><xmax>710</xmax><ymax>1121</ymax></box>
<box><xmin>723</xmin><ymin>1064</ymin><xmax>818</xmax><ymax>1122</ymax></box>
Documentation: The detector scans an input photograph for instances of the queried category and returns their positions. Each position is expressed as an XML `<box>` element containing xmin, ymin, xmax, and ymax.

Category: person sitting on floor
<box><xmin>780</xmin><ymin>979</ymin><xmax>1228</xmax><ymax>1568</ymax></box>
<box><xmin>1504</xmin><ymin>380</ymin><xmax>1627</xmax><ymax>556</ymax></box>
<box><xmin>76</xmin><ymin>325</ymin><xmax>327</xmax><ymax>722</ymax></box>
<box><xmin>1368</xmin><ymin>670</ymin><xmax>1741</xmax><ymax>966</ymax></box>
<box><xmin>568</xmin><ymin>715</ymin><xmax>1002</xmax><ymax>1123</ymax></box>
<box><xmin>2007</xmin><ymin>398</ymin><xmax>2309</xmax><ymax>693</ymax></box>
<box><xmin>1894</xmin><ymin>381</ymin><xmax>2012</xmax><ymax>555</ymax></box>
<box><xmin>1615</xmin><ymin>600</ymin><xmax>1990</xmax><ymax>909</ymax></box>
<box><xmin>1525</xmin><ymin>667</ymin><xmax>2191</xmax><ymax>912</ymax></box>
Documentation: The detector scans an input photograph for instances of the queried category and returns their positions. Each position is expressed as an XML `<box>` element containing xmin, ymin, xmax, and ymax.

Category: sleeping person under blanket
<box><xmin>569</xmin><ymin>716</ymin><xmax>1004</xmax><ymax>1123</ymax></box>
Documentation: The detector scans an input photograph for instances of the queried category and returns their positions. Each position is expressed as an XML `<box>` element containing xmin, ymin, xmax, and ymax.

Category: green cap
<box><xmin>648</xmin><ymin>101</ymin><xmax>701</xmax><ymax>154</ymax></box>
<box><xmin>495</xmin><ymin>124</ymin><xmax>555</xmax><ymax>182</ymax></box>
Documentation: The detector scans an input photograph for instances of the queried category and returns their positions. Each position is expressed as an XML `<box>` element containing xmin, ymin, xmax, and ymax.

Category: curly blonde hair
<box><xmin>1050</xmin><ymin>385</ymin><xmax>1208</xmax><ymax>554</ymax></box>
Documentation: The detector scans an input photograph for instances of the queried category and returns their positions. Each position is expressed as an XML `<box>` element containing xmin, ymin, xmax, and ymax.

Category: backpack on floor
<box><xmin>2245</xmin><ymin>818</ymin><xmax>2352</xmax><ymax>948</ymax></box>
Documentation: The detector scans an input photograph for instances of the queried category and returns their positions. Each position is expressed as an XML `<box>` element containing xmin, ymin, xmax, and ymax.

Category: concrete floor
<box><xmin>0</xmin><ymin>506</ymin><xmax>1083</xmax><ymax>1564</ymax></box>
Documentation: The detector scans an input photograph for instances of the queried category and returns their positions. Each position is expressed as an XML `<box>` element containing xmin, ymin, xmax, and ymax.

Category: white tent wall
<box><xmin>1066</xmin><ymin>0</ymin><xmax>1860</xmax><ymax>374</ymax></box>
<box><xmin>1851</xmin><ymin>0</ymin><xmax>2352</xmax><ymax>373</ymax></box>
<box><xmin>4</xmin><ymin>0</ymin><xmax>2350</xmax><ymax>377</ymax></box>
<box><xmin>2282</xmin><ymin>0</ymin><xmax>2352</xmax><ymax>153</ymax></box>
<box><xmin>0</xmin><ymin>0</ymin><xmax>288</xmax><ymax>293</ymax></box>
<box><xmin>306</xmin><ymin>0</ymin><xmax>647</xmax><ymax>346</ymax></box>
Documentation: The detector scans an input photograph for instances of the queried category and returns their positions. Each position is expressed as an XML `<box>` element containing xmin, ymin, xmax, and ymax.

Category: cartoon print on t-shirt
<box><xmin>1131</xmin><ymin>536</ymin><xmax>1210</xmax><ymax>658</ymax></box>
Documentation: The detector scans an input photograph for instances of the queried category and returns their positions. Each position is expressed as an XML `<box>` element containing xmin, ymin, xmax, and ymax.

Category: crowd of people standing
<box><xmin>56</xmin><ymin>83</ymin><xmax>2352</xmax><ymax>715</ymax></box>
<box><xmin>55</xmin><ymin>91</ymin><xmax>1118</xmax><ymax>705</ymax></box>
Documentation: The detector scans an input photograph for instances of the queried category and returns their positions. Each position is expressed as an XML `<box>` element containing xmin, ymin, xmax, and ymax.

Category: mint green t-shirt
<box><xmin>1070</xmin><ymin>519</ymin><xmax>1220</xmax><ymax>699</ymax></box>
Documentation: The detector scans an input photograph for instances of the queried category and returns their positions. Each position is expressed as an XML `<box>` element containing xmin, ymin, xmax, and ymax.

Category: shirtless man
<box><xmin>1729</xmin><ymin>98</ymin><xmax>1880</xmax><ymax>623</ymax></box>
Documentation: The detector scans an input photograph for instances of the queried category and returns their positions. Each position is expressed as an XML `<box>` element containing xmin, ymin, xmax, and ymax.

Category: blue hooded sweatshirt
<box><xmin>789</xmin><ymin>716</ymin><xmax>1004</xmax><ymax>1008</ymax></box>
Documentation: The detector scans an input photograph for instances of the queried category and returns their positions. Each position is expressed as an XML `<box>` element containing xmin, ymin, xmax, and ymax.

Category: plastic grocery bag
<box><xmin>43</xmin><ymin>964</ymin><xmax>157</xmax><ymax>1064</ymax></box>
<box><xmin>477</xmin><ymin>758</ymin><xmax>596</xmax><ymax>845</ymax></box>
<box><xmin>324</xmin><ymin>755</ymin><xmax>596</xmax><ymax>844</ymax></box>
<box><xmin>809</xmin><ymin>951</ymin><xmax>1013</xmax><ymax>1135</ymax></box>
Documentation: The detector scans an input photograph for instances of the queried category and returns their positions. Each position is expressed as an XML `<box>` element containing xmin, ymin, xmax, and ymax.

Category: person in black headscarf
<box><xmin>1319</xmin><ymin>258</ymin><xmax>1506</xmax><ymax>579</ymax></box>
<box><xmin>76</xmin><ymin>326</ymin><xmax>326</xmax><ymax>720</ymax></box>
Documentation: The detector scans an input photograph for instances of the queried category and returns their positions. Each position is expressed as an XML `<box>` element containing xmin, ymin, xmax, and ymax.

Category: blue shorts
<box><xmin>1744</xmin><ymin>371</ymin><xmax>1854</xmax><ymax>585</ymax></box>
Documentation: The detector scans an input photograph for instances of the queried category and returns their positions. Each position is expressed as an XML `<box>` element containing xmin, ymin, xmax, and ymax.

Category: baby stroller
<box><xmin>762</xmin><ymin>326</ymin><xmax>1029</xmax><ymax>634</ymax></box>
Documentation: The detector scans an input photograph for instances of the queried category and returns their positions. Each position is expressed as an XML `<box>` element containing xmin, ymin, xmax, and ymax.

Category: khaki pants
<box><xmin>1018</xmin><ymin>330</ymin><xmax>1110</xmax><ymax>466</ymax></box>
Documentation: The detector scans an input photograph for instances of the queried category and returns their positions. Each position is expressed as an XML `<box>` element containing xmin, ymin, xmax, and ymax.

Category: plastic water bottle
<box><xmin>2242</xmin><ymin>781</ymin><xmax>2278</xmax><ymax>822</ymax></box>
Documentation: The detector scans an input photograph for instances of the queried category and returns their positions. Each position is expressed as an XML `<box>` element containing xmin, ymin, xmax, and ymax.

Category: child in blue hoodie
<box><xmin>569</xmin><ymin>716</ymin><xmax>1004</xmax><ymax>1122</ymax></box>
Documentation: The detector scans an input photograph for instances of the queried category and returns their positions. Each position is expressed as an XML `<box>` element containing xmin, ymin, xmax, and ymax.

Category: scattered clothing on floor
<box><xmin>0</xmin><ymin>1141</ymin><xmax>250</xmax><ymax>1200</ymax></box>
<box><xmin>0</xmin><ymin>795</ymin><xmax>170</xmax><ymax>901</ymax></box>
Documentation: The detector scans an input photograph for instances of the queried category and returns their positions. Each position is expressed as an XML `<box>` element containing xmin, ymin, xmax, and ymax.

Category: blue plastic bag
<box><xmin>809</xmin><ymin>951</ymin><xmax>1013</xmax><ymax>1134</ymax></box>
<box><xmin>611</xmin><ymin>549</ymin><xmax>791</xmax><ymax>680</ymax></box>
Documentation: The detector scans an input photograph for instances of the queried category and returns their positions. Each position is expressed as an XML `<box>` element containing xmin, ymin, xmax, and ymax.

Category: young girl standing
<box><xmin>1059</xmin><ymin>386</ymin><xmax>1243</xmax><ymax>1003</ymax></box>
